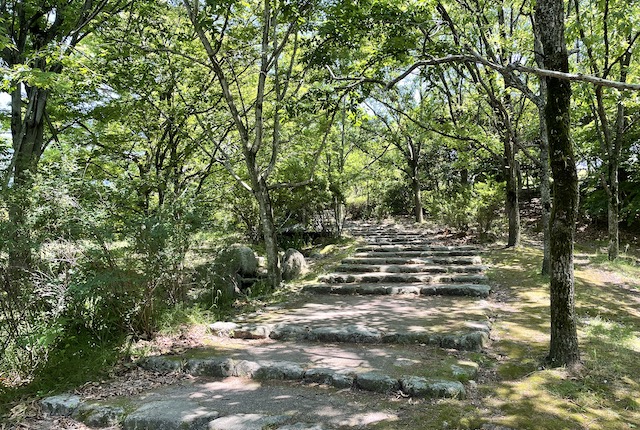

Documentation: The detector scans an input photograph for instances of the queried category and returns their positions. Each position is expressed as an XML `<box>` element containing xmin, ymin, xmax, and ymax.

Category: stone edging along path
<box><xmin>140</xmin><ymin>355</ymin><xmax>467</xmax><ymax>398</ymax></box>
<box><xmin>39</xmin><ymin>220</ymin><xmax>492</xmax><ymax>429</ymax></box>
<box><xmin>209</xmin><ymin>321</ymin><xmax>490</xmax><ymax>351</ymax></box>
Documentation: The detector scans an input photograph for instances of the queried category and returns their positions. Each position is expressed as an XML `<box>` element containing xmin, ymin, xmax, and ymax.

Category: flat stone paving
<box><xmin>231</xmin><ymin>294</ymin><xmax>490</xmax><ymax>334</ymax></box>
<box><xmin>146</xmin><ymin>338</ymin><xmax>479</xmax><ymax>380</ymax></box>
<box><xmin>40</xmin><ymin>220</ymin><xmax>492</xmax><ymax>429</ymax></box>
<box><xmin>42</xmin><ymin>379</ymin><xmax>400</xmax><ymax>429</ymax></box>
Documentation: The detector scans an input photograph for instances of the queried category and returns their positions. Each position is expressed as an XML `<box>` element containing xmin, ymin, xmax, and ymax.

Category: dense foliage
<box><xmin>0</xmin><ymin>0</ymin><xmax>638</xmax><ymax>393</ymax></box>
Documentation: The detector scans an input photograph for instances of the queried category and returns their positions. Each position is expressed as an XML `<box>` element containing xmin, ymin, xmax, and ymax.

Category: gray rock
<box><xmin>302</xmin><ymin>368</ymin><xmax>353</xmax><ymax>389</ymax></box>
<box><xmin>139</xmin><ymin>355</ymin><xmax>183</xmax><ymax>373</ymax></box>
<box><xmin>330</xmin><ymin>372</ymin><xmax>355</xmax><ymax>389</ymax></box>
<box><xmin>400</xmin><ymin>377</ymin><xmax>465</xmax><ymax>399</ymax></box>
<box><xmin>439</xmin><ymin>335</ymin><xmax>461</xmax><ymax>350</ymax></box>
<box><xmin>254</xmin><ymin>361</ymin><xmax>305</xmax><ymax>380</ymax></box>
<box><xmin>216</xmin><ymin>244</ymin><xmax>258</xmax><ymax>277</ymax></box>
<box><xmin>40</xmin><ymin>394</ymin><xmax>82</xmax><ymax>416</ymax></box>
<box><xmin>75</xmin><ymin>403</ymin><xmax>125</xmax><ymax>427</ymax></box>
<box><xmin>230</xmin><ymin>324</ymin><xmax>272</xmax><ymax>339</ymax></box>
<box><xmin>185</xmin><ymin>358</ymin><xmax>234</xmax><ymax>377</ymax></box>
<box><xmin>269</xmin><ymin>324</ymin><xmax>310</xmax><ymax>340</ymax></box>
<box><xmin>232</xmin><ymin>360</ymin><xmax>262</xmax><ymax>377</ymax></box>
<box><xmin>451</xmin><ymin>364</ymin><xmax>478</xmax><ymax>381</ymax></box>
<box><xmin>279</xmin><ymin>424</ymin><xmax>326</xmax><ymax>430</ymax></box>
<box><xmin>123</xmin><ymin>399</ymin><xmax>219</xmax><ymax>430</ymax></box>
<box><xmin>382</xmin><ymin>332</ymin><xmax>431</xmax><ymax>344</ymax></box>
<box><xmin>209</xmin><ymin>321</ymin><xmax>239</xmax><ymax>336</ymax></box>
<box><xmin>355</xmin><ymin>372</ymin><xmax>399</xmax><ymax>393</ymax></box>
<box><xmin>310</xmin><ymin>325</ymin><xmax>381</xmax><ymax>343</ymax></box>
<box><xmin>208</xmin><ymin>413</ymin><xmax>287</xmax><ymax>430</ymax></box>
<box><xmin>459</xmin><ymin>331</ymin><xmax>489</xmax><ymax>351</ymax></box>
<box><xmin>282</xmin><ymin>249</ymin><xmax>308</xmax><ymax>281</ymax></box>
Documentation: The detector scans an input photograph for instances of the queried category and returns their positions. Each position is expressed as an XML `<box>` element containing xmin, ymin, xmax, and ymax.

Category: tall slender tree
<box><xmin>182</xmin><ymin>0</ymin><xmax>323</xmax><ymax>288</ymax></box>
<box><xmin>535</xmin><ymin>0</ymin><xmax>580</xmax><ymax>367</ymax></box>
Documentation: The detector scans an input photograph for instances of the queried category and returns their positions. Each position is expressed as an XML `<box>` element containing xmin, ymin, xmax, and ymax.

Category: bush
<box><xmin>425</xmin><ymin>180</ymin><xmax>505</xmax><ymax>237</ymax></box>
<box><xmin>381</xmin><ymin>182</ymin><xmax>412</xmax><ymax>216</ymax></box>
<box><xmin>425</xmin><ymin>188</ymin><xmax>474</xmax><ymax>231</ymax></box>
<box><xmin>474</xmin><ymin>180</ymin><xmax>506</xmax><ymax>239</ymax></box>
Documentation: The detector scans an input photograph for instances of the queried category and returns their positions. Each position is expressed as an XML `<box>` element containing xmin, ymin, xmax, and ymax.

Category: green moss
<box><xmin>479</xmin><ymin>241</ymin><xmax>640</xmax><ymax>429</ymax></box>
<box><xmin>369</xmin><ymin>400</ymin><xmax>483</xmax><ymax>430</ymax></box>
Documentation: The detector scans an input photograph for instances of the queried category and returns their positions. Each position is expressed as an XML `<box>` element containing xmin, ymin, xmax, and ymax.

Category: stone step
<box><xmin>137</xmin><ymin>355</ymin><xmax>468</xmax><ymax>399</ymax></box>
<box><xmin>208</xmin><ymin>321</ymin><xmax>489</xmax><ymax>352</ymax></box>
<box><xmin>40</xmin><ymin>379</ymin><xmax>417</xmax><ymax>429</ymax></box>
<box><xmin>336</xmin><ymin>263</ymin><xmax>485</xmax><ymax>274</ymax></box>
<box><xmin>353</xmin><ymin>250</ymin><xmax>479</xmax><ymax>258</ymax></box>
<box><xmin>362</xmin><ymin>239</ymin><xmax>437</xmax><ymax>245</ymax></box>
<box><xmin>356</xmin><ymin>244</ymin><xmax>480</xmax><ymax>252</ymax></box>
<box><xmin>342</xmin><ymin>256</ymin><xmax>482</xmax><ymax>265</ymax></box>
<box><xmin>318</xmin><ymin>272</ymin><xmax>488</xmax><ymax>284</ymax></box>
<box><xmin>214</xmin><ymin>292</ymin><xmax>490</xmax><ymax>350</ymax></box>
<box><xmin>303</xmin><ymin>283</ymin><xmax>491</xmax><ymax>298</ymax></box>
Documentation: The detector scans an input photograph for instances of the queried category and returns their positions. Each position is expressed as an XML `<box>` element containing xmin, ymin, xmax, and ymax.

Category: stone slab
<box><xmin>123</xmin><ymin>399</ymin><xmax>219</xmax><ymax>430</ymax></box>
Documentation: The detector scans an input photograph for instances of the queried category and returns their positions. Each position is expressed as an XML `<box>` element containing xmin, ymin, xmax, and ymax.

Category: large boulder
<box><xmin>216</xmin><ymin>244</ymin><xmax>258</xmax><ymax>277</ymax></box>
<box><xmin>206</xmin><ymin>244</ymin><xmax>259</xmax><ymax>298</ymax></box>
<box><xmin>282</xmin><ymin>248</ymin><xmax>308</xmax><ymax>281</ymax></box>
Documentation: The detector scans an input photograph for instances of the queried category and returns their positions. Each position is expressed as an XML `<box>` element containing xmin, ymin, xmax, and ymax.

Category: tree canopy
<box><xmin>1</xmin><ymin>0</ymin><xmax>639</xmax><ymax>378</ymax></box>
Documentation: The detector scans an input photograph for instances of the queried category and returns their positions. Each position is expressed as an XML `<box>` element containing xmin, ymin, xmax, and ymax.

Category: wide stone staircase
<box><xmin>41</xmin><ymin>220</ymin><xmax>492</xmax><ymax>429</ymax></box>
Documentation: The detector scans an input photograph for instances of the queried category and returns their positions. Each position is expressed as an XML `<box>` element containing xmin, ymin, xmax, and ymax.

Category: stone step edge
<box><xmin>353</xmin><ymin>251</ymin><xmax>481</xmax><ymax>258</ymax></box>
<box><xmin>356</xmin><ymin>245</ymin><xmax>481</xmax><ymax>251</ymax></box>
<box><xmin>335</xmin><ymin>264</ymin><xmax>486</xmax><ymax>273</ymax></box>
<box><xmin>342</xmin><ymin>257</ymin><xmax>482</xmax><ymax>265</ymax></box>
<box><xmin>303</xmin><ymin>283</ymin><xmax>491</xmax><ymax>298</ymax></box>
<box><xmin>136</xmin><ymin>356</ymin><xmax>467</xmax><ymax>399</ymax></box>
<box><xmin>209</xmin><ymin>322</ymin><xmax>490</xmax><ymax>351</ymax></box>
<box><xmin>40</xmin><ymin>394</ymin><xmax>332</xmax><ymax>429</ymax></box>
<box><xmin>318</xmin><ymin>273</ymin><xmax>488</xmax><ymax>284</ymax></box>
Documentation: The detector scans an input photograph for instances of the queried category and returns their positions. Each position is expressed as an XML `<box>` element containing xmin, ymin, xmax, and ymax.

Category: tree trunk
<box><xmin>607</xmin><ymin>163</ymin><xmax>619</xmax><ymax>260</ymax></box>
<box><xmin>7</xmin><ymin>84</ymin><xmax>48</xmax><ymax>273</ymax></box>
<box><xmin>539</xmin><ymin>107</ymin><xmax>552</xmax><ymax>276</ymax></box>
<box><xmin>505</xmin><ymin>136</ymin><xmax>520</xmax><ymax>247</ymax></box>
<box><xmin>536</xmin><ymin>0</ymin><xmax>580</xmax><ymax>367</ymax></box>
<box><xmin>411</xmin><ymin>161</ymin><xmax>423</xmax><ymax>223</ymax></box>
<box><xmin>254</xmin><ymin>178</ymin><xmax>281</xmax><ymax>289</ymax></box>
<box><xmin>607</xmin><ymin>49</ymin><xmax>631</xmax><ymax>260</ymax></box>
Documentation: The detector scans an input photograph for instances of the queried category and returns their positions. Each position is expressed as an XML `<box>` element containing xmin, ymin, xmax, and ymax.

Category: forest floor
<box><xmin>4</xmin><ymin>222</ymin><xmax>640</xmax><ymax>429</ymax></box>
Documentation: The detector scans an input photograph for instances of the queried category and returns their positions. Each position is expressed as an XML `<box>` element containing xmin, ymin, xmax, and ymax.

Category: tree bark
<box><xmin>7</xmin><ymin>83</ymin><xmax>49</xmax><ymax>273</ymax></box>
<box><xmin>539</xmin><ymin>109</ymin><xmax>552</xmax><ymax>276</ymax></box>
<box><xmin>505</xmin><ymin>135</ymin><xmax>520</xmax><ymax>247</ymax></box>
<box><xmin>534</xmin><ymin>17</ymin><xmax>552</xmax><ymax>276</ymax></box>
<box><xmin>253</xmin><ymin>177</ymin><xmax>281</xmax><ymax>288</ymax></box>
<box><xmin>536</xmin><ymin>0</ymin><xmax>580</xmax><ymax>367</ymax></box>
<box><xmin>606</xmin><ymin>49</ymin><xmax>631</xmax><ymax>260</ymax></box>
<box><xmin>411</xmin><ymin>158</ymin><xmax>423</xmax><ymax>223</ymax></box>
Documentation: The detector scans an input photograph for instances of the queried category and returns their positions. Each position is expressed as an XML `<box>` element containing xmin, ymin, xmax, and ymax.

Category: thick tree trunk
<box><xmin>536</xmin><ymin>0</ymin><xmax>580</xmax><ymax>367</ymax></box>
<box><xmin>505</xmin><ymin>136</ymin><xmax>520</xmax><ymax>247</ymax></box>
<box><xmin>7</xmin><ymin>85</ymin><xmax>48</xmax><ymax>274</ymax></box>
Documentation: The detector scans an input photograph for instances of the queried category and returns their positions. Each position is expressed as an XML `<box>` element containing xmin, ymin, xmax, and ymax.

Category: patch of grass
<box><xmin>370</xmin><ymin>400</ymin><xmax>483</xmax><ymax>430</ymax></box>
<box><xmin>481</xmin><ymin>242</ymin><xmax>640</xmax><ymax>429</ymax></box>
<box><xmin>0</xmin><ymin>334</ymin><xmax>126</xmax><ymax>417</ymax></box>
<box><xmin>156</xmin><ymin>304</ymin><xmax>214</xmax><ymax>335</ymax></box>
